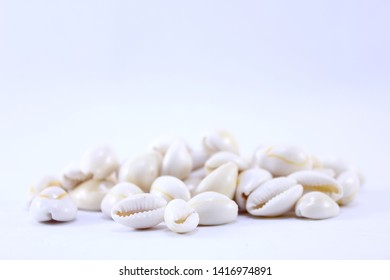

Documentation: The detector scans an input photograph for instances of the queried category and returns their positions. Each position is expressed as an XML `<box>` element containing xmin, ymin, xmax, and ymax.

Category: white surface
<box><xmin>0</xmin><ymin>0</ymin><xmax>389</xmax><ymax>259</ymax></box>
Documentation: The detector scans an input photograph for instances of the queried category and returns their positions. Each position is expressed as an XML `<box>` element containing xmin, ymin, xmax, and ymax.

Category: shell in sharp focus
<box><xmin>255</xmin><ymin>145</ymin><xmax>312</xmax><ymax>176</ymax></box>
<box><xmin>150</xmin><ymin>176</ymin><xmax>191</xmax><ymax>202</ymax></box>
<box><xmin>188</xmin><ymin>191</ymin><xmax>238</xmax><ymax>226</ymax></box>
<box><xmin>246</xmin><ymin>177</ymin><xmax>303</xmax><ymax>216</ymax></box>
<box><xmin>202</xmin><ymin>130</ymin><xmax>239</xmax><ymax>155</ymax></box>
<box><xmin>118</xmin><ymin>151</ymin><xmax>162</xmax><ymax>192</ymax></box>
<box><xmin>100</xmin><ymin>182</ymin><xmax>144</xmax><ymax>218</ymax></box>
<box><xmin>111</xmin><ymin>193</ymin><xmax>167</xmax><ymax>229</ymax></box>
<box><xmin>234</xmin><ymin>167</ymin><xmax>272</xmax><ymax>210</ymax></box>
<box><xmin>337</xmin><ymin>171</ymin><xmax>361</xmax><ymax>205</ymax></box>
<box><xmin>80</xmin><ymin>145</ymin><xmax>119</xmax><ymax>180</ymax></box>
<box><xmin>164</xmin><ymin>199</ymin><xmax>199</xmax><ymax>233</ymax></box>
<box><xmin>30</xmin><ymin>186</ymin><xmax>77</xmax><ymax>222</ymax></box>
<box><xmin>194</xmin><ymin>162</ymin><xmax>238</xmax><ymax>199</ymax></box>
<box><xmin>204</xmin><ymin>151</ymin><xmax>249</xmax><ymax>174</ymax></box>
<box><xmin>295</xmin><ymin>191</ymin><xmax>340</xmax><ymax>219</ymax></box>
<box><xmin>27</xmin><ymin>175</ymin><xmax>62</xmax><ymax>205</ymax></box>
<box><xmin>288</xmin><ymin>170</ymin><xmax>343</xmax><ymax>201</ymax></box>
<box><xmin>70</xmin><ymin>179</ymin><xmax>114</xmax><ymax>211</ymax></box>
<box><xmin>161</xmin><ymin>140</ymin><xmax>193</xmax><ymax>180</ymax></box>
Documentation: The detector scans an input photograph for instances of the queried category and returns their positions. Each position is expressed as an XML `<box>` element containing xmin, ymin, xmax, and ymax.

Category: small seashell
<box><xmin>70</xmin><ymin>179</ymin><xmax>114</xmax><ymax>211</ymax></box>
<box><xmin>118</xmin><ymin>151</ymin><xmax>162</xmax><ymax>192</ymax></box>
<box><xmin>150</xmin><ymin>176</ymin><xmax>191</xmax><ymax>202</ymax></box>
<box><xmin>61</xmin><ymin>162</ymin><xmax>92</xmax><ymax>190</ymax></box>
<box><xmin>188</xmin><ymin>192</ymin><xmax>238</xmax><ymax>225</ymax></box>
<box><xmin>190</xmin><ymin>147</ymin><xmax>210</xmax><ymax>170</ymax></box>
<box><xmin>320</xmin><ymin>158</ymin><xmax>349</xmax><ymax>177</ymax></box>
<box><xmin>288</xmin><ymin>170</ymin><xmax>343</xmax><ymax>201</ymax></box>
<box><xmin>111</xmin><ymin>193</ymin><xmax>167</xmax><ymax>229</ymax></box>
<box><xmin>148</xmin><ymin>135</ymin><xmax>184</xmax><ymax>156</ymax></box>
<box><xmin>337</xmin><ymin>171</ymin><xmax>360</xmax><ymax>205</ymax></box>
<box><xmin>246</xmin><ymin>177</ymin><xmax>303</xmax><ymax>216</ymax></box>
<box><xmin>161</xmin><ymin>140</ymin><xmax>193</xmax><ymax>180</ymax></box>
<box><xmin>184</xmin><ymin>177</ymin><xmax>202</xmax><ymax>197</ymax></box>
<box><xmin>255</xmin><ymin>145</ymin><xmax>312</xmax><ymax>176</ymax></box>
<box><xmin>194</xmin><ymin>162</ymin><xmax>238</xmax><ymax>199</ymax></box>
<box><xmin>164</xmin><ymin>199</ymin><xmax>199</xmax><ymax>233</ymax></box>
<box><xmin>202</xmin><ymin>130</ymin><xmax>239</xmax><ymax>155</ymax></box>
<box><xmin>28</xmin><ymin>175</ymin><xmax>62</xmax><ymax>205</ymax></box>
<box><xmin>100</xmin><ymin>182</ymin><xmax>144</xmax><ymax>218</ymax></box>
<box><xmin>30</xmin><ymin>186</ymin><xmax>77</xmax><ymax>222</ymax></box>
<box><xmin>295</xmin><ymin>191</ymin><xmax>340</xmax><ymax>219</ymax></box>
<box><xmin>204</xmin><ymin>151</ymin><xmax>249</xmax><ymax>174</ymax></box>
<box><xmin>80</xmin><ymin>145</ymin><xmax>119</xmax><ymax>180</ymax></box>
<box><xmin>235</xmin><ymin>168</ymin><xmax>272</xmax><ymax>210</ymax></box>
<box><xmin>312</xmin><ymin>168</ymin><xmax>336</xmax><ymax>178</ymax></box>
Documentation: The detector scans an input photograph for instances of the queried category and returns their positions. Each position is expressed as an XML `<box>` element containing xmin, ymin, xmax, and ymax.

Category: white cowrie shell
<box><xmin>161</xmin><ymin>141</ymin><xmax>193</xmax><ymax>180</ymax></box>
<box><xmin>150</xmin><ymin>176</ymin><xmax>191</xmax><ymax>202</ymax></box>
<box><xmin>189</xmin><ymin>192</ymin><xmax>238</xmax><ymax>225</ymax></box>
<box><xmin>320</xmin><ymin>158</ymin><xmax>349</xmax><ymax>177</ymax></box>
<box><xmin>70</xmin><ymin>179</ymin><xmax>114</xmax><ymax>211</ymax></box>
<box><xmin>80</xmin><ymin>145</ymin><xmax>119</xmax><ymax>180</ymax></box>
<box><xmin>148</xmin><ymin>135</ymin><xmax>183</xmax><ymax>156</ymax></box>
<box><xmin>246</xmin><ymin>177</ymin><xmax>303</xmax><ymax>216</ymax></box>
<box><xmin>100</xmin><ymin>182</ymin><xmax>144</xmax><ymax>218</ymax></box>
<box><xmin>190</xmin><ymin>147</ymin><xmax>210</xmax><ymax>170</ymax></box>
<box><xmin>255</xmin><ymin>145</ymin><xmax>312</xmax><ymax>176</ymax></box>
<box><xmin>195</xmin><ymin>162</ymin><xmax>238</xmax><ymax>199</ymax></box>
<box><xmin>28</xmin><ymin>175</ymin><xmax>62</xmax><ymax>205</ymax></box>
<box><xmin>61</xmin><ymin>162</ymin><xmax>92</xmax><ymax>190</ymax></box>
<box><xmin>205</xmin><ymin>151</ymin><xmax>249</xmax><ymax>174</ymax></box>
<box><xmin>111</xmin><ymin>193</ymin><xmax>167</xmax><ymax>229</ymax></box>
<box><xmin>295</xmin><ymin>191</ymin><xmax>340</xmax><ymax>219</ymax></box>
<box><xmin>118</xmin><ymin>151</ymin><xmax>162</xmax><ymax>192</ymax></box>
<box><xmin>235</xmin><ymin>168</ymin><xmax>272</xmax><ymax>210</ymax></box>
<box><xmin>337</xmin><ymin>171</ymin><xmax>360</xmax><ymax>205</ymax></box>
<box><xmin>312</xmin><ymin>168</ymin><xmax>336</xmax><ymax>178</ymax></box>
<box><xmin>184</xmin><ymin>177</ymin><xmax>202</xmax><ymax>197</ymax></box>
<box><xmin>202</xmin><ymin>130</ymin><xmax>239</xmax><ymax>155</ymax></box>
<box><xmin>164</xmin><ymin>199</ymin><xmax>199</xmax><ymax>233</ymax></box>
<box><xmin>30</xmin><ymin>186</ymin><xmax>77</xmax><ymax>222</ymax></box>
<box><xmin>288</xmin><ymin>170</ymin><xmax>343</xmax><ymax>201</ymax></box>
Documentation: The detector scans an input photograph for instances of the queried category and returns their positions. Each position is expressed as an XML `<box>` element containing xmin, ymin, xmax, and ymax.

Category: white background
<box><xmin>0</xmin><ymin>0</ymin><xmax>389</xmax><ymax>259</ymax></box>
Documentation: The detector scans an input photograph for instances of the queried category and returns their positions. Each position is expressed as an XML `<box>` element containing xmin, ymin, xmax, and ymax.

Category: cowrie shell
<box><xmin>204</xmin><ymin>151</ymin><xmax>248</xmax><ymax>174</ymax></box>
<box><xmin>80</xmin><ymin>145</ymin><xmax>119</xmax><ymax>180</ymax></box>
<box><xmin>246</xmin><ymin>177</ymin><xmax>303</xmax><ymax>216</ymax></box>
<box><xmin>150</xmin><ymin>176</ymin><xmax>191</xmax><ymax>202</ymax></box>
<box><xmin>184</xmin><ymin>177</ymin><xmax>202</xmax><ymax>197</ymax></box>
<box><xmin>190</xmin><ymin>147</ymin><xmax>210</xmax><ymax>170</ymax></box>
<box><xmin>164</xmin><ymin>199</ymin><xmax>199</xmax><ymax>233</ymax></box>
<box><xmin>111</xmin><ymin>193</ymin><xmax>167</xmax><ymax>229</ymax></box>
<box><xmin>337</xmin><ymin>171</ymin><xmax>360</xmax><ymax>205</ymax></box>
<box><xmin>188</xmin><ymin>192</ymin><xmax>238</xmax><ymax>225</ymax></box>
<box><xmin>202</xmin><ymin>130</ymin><xmax>239</xmax><ymax>155</ymax></box>
<box><xmin>61</xmin><ymin>162</ymin><xmax>92</xmax><ymax>190</ymax></box>
<box><xmin>194</xmin><ymin>162</ymin><xmax>238</xmax><ymax>199</ymax></box>
<box><xmin>70</xmin><ymin>179</ymin><xmax>114</xmax><ymax>211</ymax></box>
<box><xmin>255</xmin><ymin>145</ymin><xmax>312</xmax><ymax>176</ymax></box>
<box><xmin>28</xmin><ymin>175</ymin><xmax>62</xmax><ymax>205</ymax></box>
<box><xmin>148</xmin><ymin>135</ymin><xmax>183</xmax><ymax>156</ymax></box>
<box><xmin>295</xmin><ymin>191</ymin><xmax>340</xmax><ymax>219</ymax></box>
<box><xmin>312</xmin><ymin>168</ymin><xmax>336</xmax><ymax>178</ymax></box>
<box><xmin>288</xmin><ymin>170</ymin><xmax>343</xmax><ymax>201</ymax></box>
<box><xmin>100</xmin><ymin>182</ymin><xmax>144</xmax><ymax>218</ymax></box>
<box><xmin>161</xmin><ymin>141</ymin><xmax>193</xmax><ymax>180</ymax></box>
<box><xmin>118</xmin><ymin>151</ymin><xmax>162</xmax><ymax>192</ymax></box>
<box><xmin>30</xmin><ymin>186</ymin><xmax>77</xmax><ymax>222</ymax></box>
<box><xmin>235</xmin><ymin>168</ymin><xmax>272</xmax><ymax>210</ymax></box>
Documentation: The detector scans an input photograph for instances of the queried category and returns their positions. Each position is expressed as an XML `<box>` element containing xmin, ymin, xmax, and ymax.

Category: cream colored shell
<box><xmin>150</xmin><ymin>176</ymin><xmax>191</xmax><ymax>202</ymax></box>
<box><xmin>194</xmin><ymin>162</ymin><xmax>238</xmax><ymax>199</ymax></box>
<box><xmin>28</xmin><ymin>175</ymin><xmax>62</xmax><ymax>205</ymax></box>
<box><xmin>30</xmin><ymin>186</ymin><xmax>77</xmax><ymax>222</ymax></box>
<box><xmin>288</xmin><ymin>170</ymin><xmax>343</xmax><ymax>201</ymax></box>
<box><xmin>148</xmin><ymin>135</ymin><xmax>182</xmax><ymax>156</ymax></box>
<box><xmin>190</xmin><ymin>147</ymin><xmax>210</xmax><ymax>170</ymax></box>
<box><xmin>235</xmin><ymin>168</ymin><xmax>272</xmax><ymax>210</ymax></box>
<box><xmin>70</xmin><ymin>179</ymin><xmax>114</xmax><ymax>211</ymax></box>
<box><xmin>204</xmin><ymin>151</ymin><xmax>248</xmax><ymax>174</ymax></box>
<box><xmin>184</xmin><ymin>177</ymin><xmax>202</xmax><ymax>197</ymax></box>
<box><xmin>161</xmin><ymin>141</ymin><xmax>193</xmax><ymax>180</ymax></box>
<box><xmin>255</xmin><ymin>145</ymin><xmax>312</xmax><ymax>176</ymax></box>
<box><xmin>100</xmin><ymin>182</ymin><xmax>144</xmax><ymax>218</ymax></box>
<box><xmin>337</xmin><ymin>171</ymin><xmax>360</xmax><ymax>205</ymax></box>
<box><xmin>118</xmin><ymin>151</ymin><xmax>162</xmax><ymax>192</ymax></box>
<box><xmin>111</xmin><ymin>193</ymin><xmax>167</xmax><ymax>229</ymax></box>
<box><xmin>80</xmin><ymin>145</ymin><xmax>119</xmax><ymax>180</ymax></box>
<box><xmin>246</xmin><ymin>177</ymin><xmax>303</xmax><ymax>216</ymax></box>
<box><xmin>295</xmin><ymin>191</ymin><xmax>340</xmax><ymax>219</ymax></box>
<box><xmin>188</xmin><ymin>191</ymin><xmax>238</xmax><ymax>225</ymax></box>
<box><xmin>164</xmin><ymin>199</ymin><xmax>199</xmax><ymax>233</ymax></box>
<box><xmin>202</xmin><ymin>130</ymin><xmax>239</xmax><ymax>154</ymax></box>
<box><xmin>61</xmin><ymin>162</ymin><xmax>92</xmax><ymax>190</ymax></box>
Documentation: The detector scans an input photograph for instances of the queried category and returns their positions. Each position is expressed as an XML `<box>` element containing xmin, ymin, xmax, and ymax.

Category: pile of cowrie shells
<box><xmin>28</xmin><ymin>130</ymin><xmax>364</xmax><ymax>234</ymax></box>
